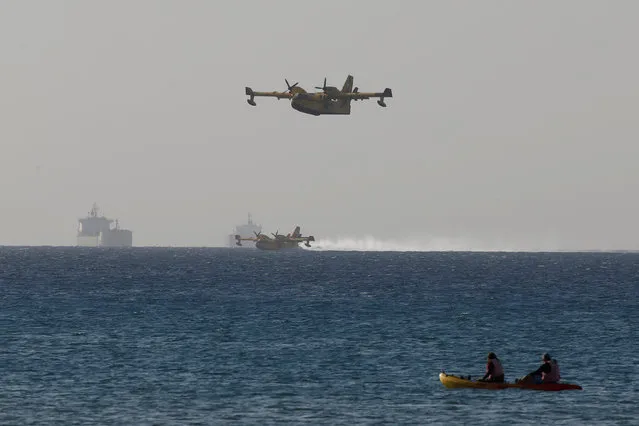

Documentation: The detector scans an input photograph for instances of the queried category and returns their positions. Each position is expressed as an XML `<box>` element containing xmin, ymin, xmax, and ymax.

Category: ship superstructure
<box><xmin>76</xmin><ymin>203</ymin><xmax>133</xmax><ymax>247</ymax></box>
<box><xmin>227</xmin><ymin>213</ymin><xmax>262</xmax><ymax>248</ymax></box>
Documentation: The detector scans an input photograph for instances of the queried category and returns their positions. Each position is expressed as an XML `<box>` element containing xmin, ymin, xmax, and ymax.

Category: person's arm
<box><xmin>530</xmin><ymin>363</ymin><xmax>550</xmax><ymax>376</ymax></box>
<box><xmin>482</xmin><ymin>362</ymin><xmax>494</xmax><ymax>380</ymax></box>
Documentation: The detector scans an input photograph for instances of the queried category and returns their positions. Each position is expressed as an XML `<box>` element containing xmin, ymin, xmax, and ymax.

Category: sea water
<box><xmin>1</xmin><ymin>247</ymin><xmax>637</xmax><ymax>425</ymax></box>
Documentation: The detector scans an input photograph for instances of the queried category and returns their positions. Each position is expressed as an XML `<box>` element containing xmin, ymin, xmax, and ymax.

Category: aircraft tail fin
<box><xmin>342</xmin><ymin>75</ymin><xmax>354</xmax><ymax>93</ymax></box>
<box><xmin>291</xmin><ymin>226</ymin><xmax>301</xmax><ymax>238</ymax></box>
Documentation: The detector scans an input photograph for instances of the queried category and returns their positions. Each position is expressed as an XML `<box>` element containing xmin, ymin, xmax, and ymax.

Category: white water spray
<box><xmin>303</xmin><ymin>235</ymin><xmax>524</xmax><ymax>252</ymax></box>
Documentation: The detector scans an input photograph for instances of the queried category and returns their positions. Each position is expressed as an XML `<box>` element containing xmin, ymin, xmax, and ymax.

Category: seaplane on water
<box><xmin>235</xmin><ymin>226</ymin><xmax>315</xmax><ymax>250</ymax></box>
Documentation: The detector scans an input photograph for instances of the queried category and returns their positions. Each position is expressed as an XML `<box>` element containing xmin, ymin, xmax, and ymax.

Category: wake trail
<box><xmin>302</xmin><ymin>235</ymin><xmax>522</xmax><ymax>252</ymax></box>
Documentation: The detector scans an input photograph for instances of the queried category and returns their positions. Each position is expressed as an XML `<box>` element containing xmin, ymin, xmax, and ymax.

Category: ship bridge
<box><xmin>78</xmin><ymin>203</ymin><xmax>113</xmax><ymax>237</ymax></box>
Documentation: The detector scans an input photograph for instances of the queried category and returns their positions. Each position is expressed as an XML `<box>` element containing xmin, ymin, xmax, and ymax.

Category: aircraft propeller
<box><xmin>271</xmin><ymin>230</ymin><xmax>280</xmax><ymax>238</ymax></box>
<box><xmin>315</xmin><ymin>77</ymin><xmax>327</xmax><ymax>91</ymax></box>
<box><xmin>285</xmin><ymin>79</ymin><xmax>299</xmax><ymax>92</ymax></box>
<box><xmin>254</xmin><ymin>231</ymin><xmax>263</xmax><ymax>238</ymax></box>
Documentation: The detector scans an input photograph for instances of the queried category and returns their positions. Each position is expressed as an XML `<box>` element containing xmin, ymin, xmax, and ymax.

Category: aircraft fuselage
<box><xmin>291</xmin><ymin>94</ymin><xmax>351</xmax><ymax>116</ymax></box>
<box><xmin>255</xmin><ymin>240</ymin><xmax>303</xmax><ymax>250</ymax></box>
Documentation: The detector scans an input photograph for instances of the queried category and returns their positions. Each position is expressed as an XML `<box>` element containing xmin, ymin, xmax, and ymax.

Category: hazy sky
<box><xmin>2</xmin><ymin>1</ymin><xmax>638</xmax><ymax>250</ymax></box>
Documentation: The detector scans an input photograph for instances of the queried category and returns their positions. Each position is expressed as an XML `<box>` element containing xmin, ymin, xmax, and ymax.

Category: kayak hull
<box><xmin>439</xmin><ymin>372</ymin><xmax>582</xmax><ymax>391</ymax></box>
<box><xmin>508</xmin><ymin>382</ymin><xmax>583</xmax><ymax>391</ymax></box>
<box><xmin>439</xmin><ymin>372</ymin><xmax>508</xmax><ymax>390</ymax></box>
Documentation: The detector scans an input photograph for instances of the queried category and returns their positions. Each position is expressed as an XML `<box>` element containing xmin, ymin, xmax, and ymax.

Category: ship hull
<box><xmin>99</xmin><ymin>229</ymin><xmax>133</xmax><ymax>247</ymax></box>
<box><xmin>77</xmin><ymin>235</ymin><xmax>100</xmax><ymax>247</ymax></box>
<box><xmin>77</xmin><ymin>229</ymin><xmax>133</xmax><ymax>248</ymax></box>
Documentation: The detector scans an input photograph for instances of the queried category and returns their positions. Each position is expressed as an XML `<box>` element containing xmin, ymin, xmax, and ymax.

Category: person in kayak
<box><xmin>526</xmin><ymin>353</ymin><xmax>561</xmax><ymax>384</ymax></box>
<box><xmin>479</xmin><ymin>352</ymin><xmax>505</xmax><ymax>382</ymax></box>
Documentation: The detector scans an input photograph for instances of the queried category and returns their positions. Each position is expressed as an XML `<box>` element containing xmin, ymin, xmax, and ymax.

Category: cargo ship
<box><xmin>76</xmin><ymin>203</ymin><xmax>133</xmax><ymax>247</ymax></box>
<box><xmin>227</xmin><ymin>213</ymin><xmax>262</xmax><ymax>248</ymax></box>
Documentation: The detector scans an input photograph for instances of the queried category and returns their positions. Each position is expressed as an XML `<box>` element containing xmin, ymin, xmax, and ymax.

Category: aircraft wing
<box><xmin>287</xmin><ymin>235</ymin><xmax>315</xmax><ymax>247</ymax></box>
<box><xmin>235</xmin><ymin>234</ymin><xmax>272</xmax><ymax>242</ymax></box>
<box><xmin>334</xmin><ymin>88</ymin><xmax>392</xmax><ymax>101</ymax></box>
<box><xmin>245</xmin><ymin>87</ymin><xmax>293</xmax><ymax>101</ymax></box>
<box><xmin>288</xmin><ymin>236</ymin><xmax>315</xmax><ymax>243</ymax></box>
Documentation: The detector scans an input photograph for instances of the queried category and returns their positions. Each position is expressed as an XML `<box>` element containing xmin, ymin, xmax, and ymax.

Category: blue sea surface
<box><xmin>1</xmin><ymin>247</ymin><xmax>637</xmax><ymax>425</ymax></box>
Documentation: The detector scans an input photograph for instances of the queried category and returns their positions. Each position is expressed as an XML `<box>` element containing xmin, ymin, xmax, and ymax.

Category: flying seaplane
<box><xmin>235</xmin><ymin>226</ymin><xmax>315</xmax><ymax>250</ymax></box>
<box><xmin>245</xmin><ymin>75</ymin><xmax>392</xmax><ymax>116</ymax></box>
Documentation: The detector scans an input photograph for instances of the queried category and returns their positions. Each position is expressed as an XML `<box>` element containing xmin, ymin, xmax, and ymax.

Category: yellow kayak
<box><xmin>439</xmin><ymin>372</ymin><xmax>582</xmax><ymax>391</ymax></box>
<box><xmin>439</xmin><ymin>372</ymin><xmax>509</xmax><ymax>390</ymax></box>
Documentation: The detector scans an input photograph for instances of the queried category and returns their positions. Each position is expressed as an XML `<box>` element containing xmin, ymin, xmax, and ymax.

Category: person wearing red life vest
<box><xmin>528</xmin><ymin>353</ymin><xmax>561</xmax><ymax>384</ymax></box>
<box><xmin>480</xmin><ymin>352</ymin><xmax>505</xmax><ymax>382</ymax></box>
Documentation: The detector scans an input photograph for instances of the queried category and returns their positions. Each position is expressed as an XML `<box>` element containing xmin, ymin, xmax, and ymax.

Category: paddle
<box><xmin>515</xmin><ymin>374</ymin><xmax>535</xmax><ymax>384</ymax></box>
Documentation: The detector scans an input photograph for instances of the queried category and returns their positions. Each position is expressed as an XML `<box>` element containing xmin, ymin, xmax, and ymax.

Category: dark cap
<box><xmin>487</xmin><ymin>352</ymin><xmax>497</xmax><ymax>359</ymax></box>
<box><xmin>542</xmin><ymin>353</ymin><xmax>551</xmax><ymax>361</ymax></box>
